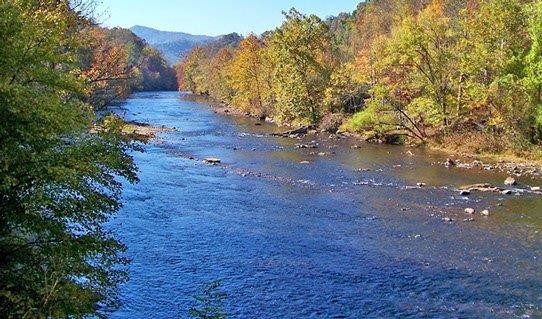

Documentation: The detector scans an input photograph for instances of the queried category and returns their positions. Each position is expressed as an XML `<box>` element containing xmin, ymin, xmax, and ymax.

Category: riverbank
<box><xmin>181</xmin><ymin>94</ymin><xmax>542</xmax><ymax>179</ymax></box>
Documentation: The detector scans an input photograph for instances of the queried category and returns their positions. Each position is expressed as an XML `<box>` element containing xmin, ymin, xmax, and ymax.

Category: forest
<box><xmin>0</xmin><ymin>0</ymin><xmax>175</xmax><ymax>317</ymax></box>
<box><xmin>177</xmin><ymin>0</ymin><xmax>542</xmax><ymax>155</ymax></box>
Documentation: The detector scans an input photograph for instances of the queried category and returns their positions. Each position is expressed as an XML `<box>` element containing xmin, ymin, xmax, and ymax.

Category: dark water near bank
<box><xmin>110</xmin><ymin>92</ymin><xmax>541</xmax><ymax>318</ymax></box>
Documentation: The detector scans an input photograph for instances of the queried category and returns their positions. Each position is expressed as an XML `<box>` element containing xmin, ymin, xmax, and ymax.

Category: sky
<box><xmin>96</xmin><ymin>0</ymin><xmax>361</xmax><ymax>36</ymax></box>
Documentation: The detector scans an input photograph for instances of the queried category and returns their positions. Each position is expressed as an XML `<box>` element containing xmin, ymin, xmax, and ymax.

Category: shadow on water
<box><xmin>110</xmin><ymin>92</ymin><xmax>541</xmax><ymax>318</ymax></box>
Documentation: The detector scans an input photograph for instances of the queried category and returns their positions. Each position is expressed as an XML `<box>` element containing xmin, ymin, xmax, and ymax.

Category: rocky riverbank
<box><xmin>181</xmin><ymin>93</ymin><xmax>542</xmax><ymax>179</ymax></box>
<box><xmin>121</xmin><ymin>120</ymin><xmax>174</xmax><ymax>141</ymax></box>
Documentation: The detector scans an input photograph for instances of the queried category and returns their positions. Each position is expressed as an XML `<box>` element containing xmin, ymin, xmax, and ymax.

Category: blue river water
<box><xmin>109</xmin><ymin>92</ymin><xmax>541</xmax><ymax>318</ymax></box>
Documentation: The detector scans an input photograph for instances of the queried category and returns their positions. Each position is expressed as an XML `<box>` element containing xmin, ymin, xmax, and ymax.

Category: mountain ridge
<box><xmin>130</xmin><ymin>25</ymin><xmax>218</xmax><ymax>64</ymax></box>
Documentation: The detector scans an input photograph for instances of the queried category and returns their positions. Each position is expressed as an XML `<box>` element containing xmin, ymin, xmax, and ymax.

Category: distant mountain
<box><xmin>200</xmin><ymin>33</ymin><xmax>243</xmax><ymax>56</ymax></box>
<box><xmin>130</xmin><ymin>25</ymin><xmax>218</xmax><ymax>64</ymax></box>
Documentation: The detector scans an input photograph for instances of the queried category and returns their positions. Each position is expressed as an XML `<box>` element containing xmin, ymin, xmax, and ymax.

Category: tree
<box><xmin>0</xmin><ymin>1</ymin><xmax>137</xmax><ymax>317</ymax></box>
<box><xmin>80</xmin><ymin>26</ymin><xmax>136</xmax><ymax>108</ymax></box>
<box><xmin>139</xmin><ymin>46</ymin><xmax>178</xmax><ymax>91</ymax></box>
<box><xmin>268</xmin><ymin>9</ymin><xmax>333</xmax><ymax>125</ymax></box>
<box><xmin>189</xmin><ymin>281</ymin><xmax>227</xmax><ymax>319</ymax></box>
<box><xmin>525</xmin><ymin>0</ymin><xmax>542</xmax><ymax>138</ymax></box>
<box><xmin>323</xmin><ymin>62</ymin><xmax>366</xmax><ymax>114</ymax></box>
<box><xmin>458</xmin><ymin>0</ymin><xmax>533</xmax><ymax>144</ymax></box>
<box><xmin>208</xmin><ymin>48</ymin><xmax>235</xmax><ymax>103</ymax></box>
<box><xmin>348</xmin><ymin>0</ymin><xmax>459</xmax><ymax>141</ymax></box>
<box><xmin>228</xmin><ymin>34</ymin><xmax>273</xmax><ymax>115</ymax></box>
<box><xmin>177</xmin><ymin>46</ymin><xmax>206</xmax><ymax>93</ymax></box>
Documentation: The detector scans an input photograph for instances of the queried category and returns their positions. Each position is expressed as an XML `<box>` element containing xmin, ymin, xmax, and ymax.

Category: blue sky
<box><xmin>96</xmin><ymin>0</ymin><xmax>361</xmax><ymax>36</ymax></box>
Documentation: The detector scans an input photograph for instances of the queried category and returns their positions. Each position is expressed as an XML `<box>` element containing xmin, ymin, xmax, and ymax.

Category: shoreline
<box><xmin>180</xmin><ymin>93</ymin><xmax>542</xmax><ymax>179</ymax></box>
<box><xmin>121</xmin><ymin>120</ymin><xmax>174</xmax><ymax>141</ymax></box>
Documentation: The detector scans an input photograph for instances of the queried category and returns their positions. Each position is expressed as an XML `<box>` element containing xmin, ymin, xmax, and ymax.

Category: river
<box><xmin>109</xmin><ymin>91</ymin><xmax>541</xmax><ymax>318</ymax></box>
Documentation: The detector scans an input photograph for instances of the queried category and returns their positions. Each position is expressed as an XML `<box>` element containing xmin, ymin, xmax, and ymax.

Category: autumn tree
<box><xmin>139</xmin><ymin>46</ymin><xmax>178</xmax><ymax>91</ymax></box>
<box><xmin>524</xmin><ymin>0</ymin><xmax>542</xmax><ymax>139</ymax></box>
<box><xmin>268</xmin><ymin>9</ymin><xmax>333</xmax><ymax>125</ymax></box>
<box><xmin>177</xmin><ymin>46</ymin><xmax>206</xmax><ymax>93</ymax></box>
<box><xmin>0</xmin><ymin>1</ymin><xmax>137</xmax><ymax>317</ymax></box>
<box><xmin>347</xmin><ymin>1</ymin><xmax>458</xmax><ymax>141</ymax></box>
<box><xmin>228</xmin><ymin>34</ymin><xmax>273</xmax><ymax>116</ymax></box>
<box><xmin>207</xmin><ymin>47</ymin><xmax>235</xmax><ymax>103</ymax></box>
<box><xmin>457</xmin><ymin>0</ymin><xmax>533</xmax><ymax>145</ymax></box>
<box><xmin>80</xmin><ymin>26</ymin><xmax>137</xmax><ymax>108</ymax></box>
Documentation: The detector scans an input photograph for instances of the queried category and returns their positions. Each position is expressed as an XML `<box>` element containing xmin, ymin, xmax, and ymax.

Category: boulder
<box><xmin>417</xmin><ymin>182</ymin><xmax>427</xmax><ymax>187</ymax></box>
<box><xmin>318</xmin><ymin>113</ymin><xmax>345</xmax><ymax>133</ymax></box>
<box><xmin>464</xmin><ymin>208</ymin><xmax>476</xmax><ymax>214</ymax></box>
<box><xmin>481</xmin><ymin>209</ymin><xmax>490</xmax><ymax>216</ymax></box>
<box><xmin>445</xmin><ymin>158</ymin><xmax>456</xmax><ymax>167</ymax></box>
<box><xmin>531</xmin><ymin>186</ymin><xmax>541</xmax><ymax>191</ymax></box>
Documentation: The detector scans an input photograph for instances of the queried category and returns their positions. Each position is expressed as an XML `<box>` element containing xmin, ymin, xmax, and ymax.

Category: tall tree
<box><xmin>458</xmin><ymin>0</ymin><xmax>532</xmax><ymax>143</ymax></box>
<box><xmin>207</xmin><ymin>47</ymin><xmax>235</xmax><ymax>103</ymax></box>
<box><xmin>0</xmin><ymin>1</ymin><xmax>137</xmax><ymax>317</ymax></box>
<box><xmin>525</xmin><ymin>0</ymin><xmax>542</xmax><ymax>138</ymax></box>
<box><xmin>269</xmin><ymin>9</ymin><xmax>332</xmax><ymax>125</ymax></box>
<box><xmin>228</xmin><ymin>34</ymin><xmax>273</xmax><ymax>115</ymax></box>
<box><xmin>349</xmin><ymin>0</ymin><xmax>458</xmax><ymax>140</ymax></box>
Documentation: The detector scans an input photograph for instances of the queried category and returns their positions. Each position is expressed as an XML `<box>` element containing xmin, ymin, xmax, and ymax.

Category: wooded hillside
<box><xmin>177</xmin><ymin>0</ymin><xmax>542</xmax><ymax>154</ymax></box>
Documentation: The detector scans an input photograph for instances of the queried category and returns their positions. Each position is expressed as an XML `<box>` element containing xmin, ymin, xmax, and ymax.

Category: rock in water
<box><xmin>204</xmin><ymin>157</ymin><xmax>221</xmax><ymax>164</ymax></box>
<box><xmin>504</xmin><ymin>177</ymin><xmax>517</xmax><ymax>186</ymax></box>
<box><xmin>445</xmin><ymin>158</ymin><xmax>456</xmax><ymax>167</ymax></box>
<box><xmin>459</xmin><ymin>189</ymin><xmax>471</xmax><ymax>196</ymax></box>
<box><xmin>531</xmin><ymin>186</ymin><xmax>541</xmax><ymax>191</ymax></box>
<box><xmin>464</xmin><ymin>208</ymin><xmax>476</xmax><ymax>214</ymax></box>
<box><xmin>417</xmin><ymin>182</ymin><xmax>427</xmax><ymax>187</ymax></box>
<box><xmin>481</xmin><ymin>209</ymin><xmax>490</xmax><ymax>216</ymax></box>
<box><xmin>501</xmin><ymin>189</ymin><xmax>513</xmax><ymax>195</ymax></box>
